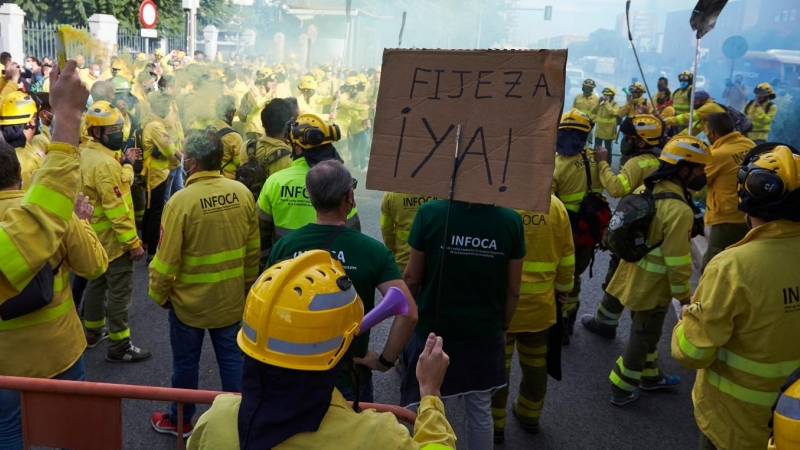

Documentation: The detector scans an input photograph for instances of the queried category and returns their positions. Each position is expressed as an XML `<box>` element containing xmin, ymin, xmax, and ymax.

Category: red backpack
<box><xmin>567</xmin><ymin>150</ymin><xmax>611</xmax><ymax>248</ymax></box>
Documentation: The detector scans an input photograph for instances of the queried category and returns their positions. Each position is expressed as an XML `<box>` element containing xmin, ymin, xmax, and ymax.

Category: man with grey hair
<box><xmin>149</xmin><ymin>129</ymin><xmax>260</xmax><ymax>437</ymax></box>
<box><xmin>90</xmin><ymin>80</ymin><xmax>116</xmax><ymax>104</ymax></box>
<box><xmin>267</xmin><ymin>159</ymin><xmax>418</xmax><ymax>404</ymax></box>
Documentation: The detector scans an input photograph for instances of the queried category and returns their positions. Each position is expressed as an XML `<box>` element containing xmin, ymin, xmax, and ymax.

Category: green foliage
<box><xmin>15</xmin><ymin>0</ymin><xmax>228</xmax><ymax>35</ymax></box>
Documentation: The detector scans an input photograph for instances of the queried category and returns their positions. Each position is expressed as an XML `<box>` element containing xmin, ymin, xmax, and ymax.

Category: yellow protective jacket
<box><xmin>573</xmin><ymin>93</ymin><xmax>599</xmax><ymax>117</ymax></box>
<box><xmin>607</xmin><ymin>180</ymin><xmax>694</xmax><ymax>310</ymax></box>
<box><xmin>334</xmin><ymin>96</ymin><xmax>369</xmax><ymax>137</ymax></box>
<box><xmin>0</xmin><ymin>142</ymin><xmax>86</xmax><ymax>298</ymax></box>
<box><xmin>297</xmin><ymin>93</ymin><xmax>333</xmax><ymax>120</ymax></box>
<box><xmin>657</xmin><ymin>104</ymin><xmax>675</xmax><ymax>119</ymax></box>
<box><xmin>744</xmin><ymin>100</ymin><xmax>778</xmax><ymax>142</ymax></box>
<box><xmin>149</xmin><ymin>171</ymin><xmax>260</xmax><ymax>329</ymax></box>
<box><xmin>665</xmin><ymin>100</ymin><xmax>727</xmax><ymax>137</ymax></box>
<box><xmin>672</xmin><ymin>87</ymin><xmax>692</xmax><ymax>116</ymax></box>
<box><xmin>0</xmin><ymin>191</ymin><xmax>108</xmax><ymax>378</ymax></box>
<box><xmin>187</xmin><ymin>391</ymin><xmax>456</xmax><ymax>450</ymax></box>
<box><xmin>16</xmin><ymin>143</ymin><xmax>43</xmax><ymax>192</ymax></box>
<box><xmin>211</xmin><ymin>119</ymin><xmax>244</xmax><ymax>180</ymax></box>
<box><xmin>511</xmin><ymin>196</ymin><xmax>575</xmax><ymax>334</ymax></box>
<box><xmin>380</xmin><ymin>192</ymin><xmax>435</xmax><ymax>272</ymax></box>
<box><xmin>618</xmin><ymin>97</ymin><xmax>653</xmax><ymax>118</ymax></box>
<box><xmin>80</xmin><ymin>140</ymin><xmax>141</xmax><ymax>261</ymax></box>
<box><xmin>243</xmin><ymin>135</ymin><xmax>293</xmax><ymax>178</ymax></box>
<box><xmin>131</xmin><ymin>84</ymin><xmax>152</xmax><ymax>120</ymax></box>
<box><xmin>552</xmin><ymin>147</ymin><xmax>605</xmax><ymax>213</ymax></box>
<box><xmin>671</xmin><ymin>221</ymin><xmax>800</xmax><ymax>450</ymax></box>
<box><xmin>705</xmin><ymin>132</ymin><xmax>754</xmax><ymax>226</ymax></box>
<box><xmin>598</xmin><ymin>152</ymin><xmax>660</xmax><ymax>198</ymax></box>
<box><xmin>31</xmin><ymin>127</ymin><xmax>52</xmax><ymax>157</ymax></box>
<box><xmin>591</xmin><ymin>100</ymin><xmax>619</xmax><ymax>140</ymax></box>
<box><xmin>142</xmin><ymin>114</ymin><xmax>178</xmax><ymax>194</ymax></box>
<box><xmin>244</xmin><ymin>86</ymin><xmax>274</xmax><ymax>135</ymax></box>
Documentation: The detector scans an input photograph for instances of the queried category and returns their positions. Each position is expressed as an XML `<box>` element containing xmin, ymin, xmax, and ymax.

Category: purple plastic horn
<box><xmin>358</xmin><ymin>287</ymin><xmax>409</xmax><ymax>335</ymax></box>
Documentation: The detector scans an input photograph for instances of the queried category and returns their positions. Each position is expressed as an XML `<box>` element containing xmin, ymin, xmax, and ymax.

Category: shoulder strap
<box><xmin>580</xmin><ymin>150</ymin><xmax>592</xmax><ymax>194</ymax></box>
<box><xmin>319</xmin><ymin>225</ymin><xmax>347</xmax><ymax>250</ymax></box>
<box><xmin>264</xmin><ymin>147</ymin><xmax>291</xmax><ymax>165</ymax></box>
<box><xmin>745</xmin><ymin>100</ymin><xmax>754</xmax><ymax>112</ymax></box>
<box><xmin>246</xmin><ymin>140</ymin><xmax>257</xmax><ymax>159</ymax></box>
<box><xmin>766</xmin><ymin>101</ymin><xmax>775</xmax><ymax>113</ymax></box>
<box><xmin>216</xmin><ymin>127</ymin><xmax>236</xmax><ymax>139</ymax></box>
<box><xmin>652</xmin><ymin>192</ymin><xmax>684</xmax><ymax>202</ymax></box>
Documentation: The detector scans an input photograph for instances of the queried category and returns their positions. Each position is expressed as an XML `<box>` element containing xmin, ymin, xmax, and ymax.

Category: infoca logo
<box><xmin>451</xmin><ymin>235</ymin><xmax>498</xmax><ymax>249</ymax></box>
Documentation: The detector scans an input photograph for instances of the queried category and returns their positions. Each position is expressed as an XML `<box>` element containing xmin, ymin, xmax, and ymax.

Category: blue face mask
<box><xmin>680</xmin><ymin>82</ymin><xmax>689</xmax><ymax>89</ymax></box>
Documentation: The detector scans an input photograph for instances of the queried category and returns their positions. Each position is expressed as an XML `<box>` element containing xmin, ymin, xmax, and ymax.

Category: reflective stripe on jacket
<box><xmin>80</xmin><ymin>140</ymin><xmax>140</xmax><ymax>261</ymax></box>
<box><xmin>671</xmin><ymin>221</ymin><xmax>800</xmax><ymax>450</ymax></box>
<box><xmin>606</xmin><ymin>180</ymin><xmax>694</xmax><ymax>310</ymax></box>
<box><xmin>149</xmin><ymin>171</ymin><xmax>260</xmax><ymax>329</ymax></box>
<box><xmin>598</xmin><ymin>153</ymin><xmax>659</xmax><ymax>198</ymax></box>
<box><xmin>511</xmin><ymin>195</ymin><xmax>575</xmax><ymax>333</ymax></box>
<box><xmin>0</xmin><ymin>190</ymin><xmax>108</xmax><ymax>378</ymax></box>
<box><xmin>552</xmin><ymin>147</ymin><xmax>605</xmax><ymax>213</ymax></box>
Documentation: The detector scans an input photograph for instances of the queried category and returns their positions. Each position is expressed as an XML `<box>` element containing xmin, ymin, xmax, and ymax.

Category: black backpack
<box><xmin>216</xmin><ymin>127</ymin><xmax>238</xmax><ymax>172</ymax></box>
<box><xmin>730</xmin><ymin>104</ymin><xmax>755</xmax><ymax>134</ymax></box>
<box><xmin>234</xmin><ymin>140</ymin><xmax>292</xmax><ymax>197</ymax></box>
<box><xmin>567</xmin><ymin>150</ymin><xmax>611</xmax><ymax>248</ymax></box>
<box><xmin>601</xmin><ymin>188</ymin><xmax>685</xmax><ymax>262</ymax></box>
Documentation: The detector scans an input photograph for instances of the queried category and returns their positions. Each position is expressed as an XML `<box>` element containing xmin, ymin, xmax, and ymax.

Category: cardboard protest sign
<box><xmin>366</xmin><ymin>49</ymin><xmax>567</xmax><ymax>213</ymax></box>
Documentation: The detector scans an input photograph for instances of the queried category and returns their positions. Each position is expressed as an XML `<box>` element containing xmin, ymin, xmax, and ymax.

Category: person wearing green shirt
<box><xmin>402</xmin><ymin>199</ymin><xmax>525</xmax><ymax>450</ymax></box>
<box><xmin>268</xmin><ymin>160</ymin><xmax>417</xmax><ymax>402</ymax></box>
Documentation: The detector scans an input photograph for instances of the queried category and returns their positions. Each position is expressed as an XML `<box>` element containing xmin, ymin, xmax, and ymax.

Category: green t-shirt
<box><xmin>408</xmin><ymin>200</ymin><xmax>526</xmax><ymax>343</ymax></box>
<box><xmin>268</xmin><ymin>223</ymin><xmax>403</xmax><ymax>388</ymax></box>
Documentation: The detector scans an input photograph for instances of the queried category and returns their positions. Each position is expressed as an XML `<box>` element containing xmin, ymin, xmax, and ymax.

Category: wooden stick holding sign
<box><xmin>433</xmin><ymin>124</ymin><xmax>461</xmax><ymax>331</ymax></box>
<box><xmin>366</xmin><ymin>49</ymin><xmax>567</xmax><ymax>214</ymax></box>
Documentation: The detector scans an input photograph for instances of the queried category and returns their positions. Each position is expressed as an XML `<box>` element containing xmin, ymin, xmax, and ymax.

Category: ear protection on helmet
<box><xmin>286</xmin><ymin>119</ymin><xmax>341</xmax><ymax>149</ymax></box>
<box><xmin>738</xmin><ymin>143</ymin><xmax>800</xmax><ymax>201</ymax></box>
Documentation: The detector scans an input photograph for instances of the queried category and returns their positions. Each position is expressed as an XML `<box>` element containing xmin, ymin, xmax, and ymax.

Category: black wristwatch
<box><xmin>378</xmin><ymin>353</ymin><xmax>395</xmax><ymax>369</ymax></box>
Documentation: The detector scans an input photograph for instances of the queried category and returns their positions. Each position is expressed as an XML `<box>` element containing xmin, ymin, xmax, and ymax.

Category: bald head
<box><xmin>91</xmin><ymin>81</ymin><xmax>116</xmax><ymax>104</ymax></box>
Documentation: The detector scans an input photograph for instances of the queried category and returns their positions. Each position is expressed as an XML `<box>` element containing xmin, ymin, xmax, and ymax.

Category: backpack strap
<box><xmin>264</xmin><ymin>147</ymin><xmax>291</xmax><ymax>166</ymax></box>
<box><xmin>319</xmin><ymin>225</ymin><xmax>347</xmax><ymax>250</ymax></box>
<box><xmin>216</xmin><ymin>127</ymin><xmax>236</xmax><ymax>139</ymax></box>
<box><xmin>580</xmin><ymin>149</ymin><xmax>593</xmax><ymax>194</ymax></box>
<box><xmin>245</xmin><ymin>139</ymin><xmax>257</xmax><ymax>159</ymax></box>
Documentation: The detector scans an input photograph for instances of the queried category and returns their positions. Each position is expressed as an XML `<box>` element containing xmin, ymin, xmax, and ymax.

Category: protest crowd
<box><xmin>1</xmin><ymin>26</ymin><xmax>800</xmax><ymax>450</ymax></box>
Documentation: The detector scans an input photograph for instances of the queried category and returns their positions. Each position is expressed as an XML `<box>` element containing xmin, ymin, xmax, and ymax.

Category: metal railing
<box><xmin>0</xmin><ymin>375</ymin><xmax>417</xmax><ymax>450</ymax></box>
<box><xmin>23</xmin><ymin>21</ymin><xmax>87</xmax><ymax>60</ymax></box>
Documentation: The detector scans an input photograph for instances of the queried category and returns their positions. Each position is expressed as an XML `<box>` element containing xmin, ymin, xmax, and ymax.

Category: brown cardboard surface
<box><xmin>365</xmin><ymin>49</ymin><xmax>567</xmax><ymax>213</ymax></box>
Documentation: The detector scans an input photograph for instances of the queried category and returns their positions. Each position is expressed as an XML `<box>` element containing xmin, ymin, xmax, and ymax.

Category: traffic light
<box><xmin>544</xmin><ymin>6</ymin><xmax>553</xmax><ymax>20</ymax></box>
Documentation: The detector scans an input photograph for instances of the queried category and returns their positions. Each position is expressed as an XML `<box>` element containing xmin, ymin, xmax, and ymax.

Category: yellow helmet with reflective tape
<box><xmin>679</xmin><ymin>70</ymin><xmax>693</xmax><ymax>82</ymax></box>
<box><xmin>629</xmin><ymin>82</ymin><xmax>646</xmax><ymax>94</ymax></box>
<box><xmin>356</xmin><ymin>73</ymin><xmax>368</xmax><ymax>84</ymax></box>
<box><xmin>755</xmin><ymin>82</ymin><xmax>775</xmax><ymax>98</ymax></box>
<box><xmin>154</xmin><ymin>48</ymin><xmax>164</xmax><ymax>57</ymax></box>
<box><xmin>583</xmin><ymin>78</ymin><xmax>596</xmax><ymax>88</ymax></box>
<box><xmin>288</xmin><ymin>113</ymin><xmax>342</xmax><ymax>149</ymax></box>
<box><xmin>558</xmin><ymin>108</ymin><xmax>594</xmax><ymax>132</ymax></box>
<box><xmin>298</xmin><ymin>75</ymin><xmax>317</xmax><ymax>90</ymax></box>
<box><xmin>312</xmin><ymin>68</ymin><xmax>325</xmax><ymax>80</ymax></box>
<box><xmin>626</xmin><ymin>115</ymin><xmax>664</xmax><ymax>146</ymax></box>
<box><xmin>136</xmin><ymin>52</ymin><xmax>147</xmax><ymax>62</ymax></box>
<box><xmin>345</xmin><ymin>76</ymin><xmax>359</xmax><ymax>87</ymax></box>
<box><xmin>769</xmin><ymin>373</ymin><xmax>800</xmax><ymax>450</ymax></box>
<box><xmin>738</xmin><ymin>144</ymin><xmax>800</xmax><ymax>203</ymax></box>
<box><xmin>660</xmin><ymin>135</ymin><xmax>712</xmax><ymax>166</ymax></box>
<box><xmin>602</xmin><ymin>86</ymin><xmax>616</xmax><ymax>96</ymax></box>
<box><xmin>85</xmin><ymin>101</ymin><xmax>122</xmax><ymax>128</ymax></box>
<box><xmin>0</xmin><ymin>91</ymin><xmax>38</xmax><ymax>126</ymax></box>
<box><xmin>238</xmin><ymin>250</ymin><xmax>364</xmax><ymax>371</ymax></box>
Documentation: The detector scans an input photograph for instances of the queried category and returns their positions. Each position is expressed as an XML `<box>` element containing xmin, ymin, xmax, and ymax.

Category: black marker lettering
<box><xmin>504</xmin><ymin>71</ymin><xmax>523</xmax><ymax>98</ymax></box>
<box><xmin>394</xmin><ymin>107</ymin><xmax>412</xmax><ymax>177</ymax></box>
<box><xmin>410</xmin><ymin>68</ymin><xmax>432</xmax><ymax>99</ymax></box>
<box><xmin>428</xmin><ymin>69</ymin><xmax>445</xmax><ymax>100</ymax></box>
<box><xmin>457</xmin><ymin>127</ymin><xmax>492</xmax><ymax>184</ymax></box>
<box><xmin>411</xmin><ymin>119</ymin><xmax>455</xmax><ymax>178</ymax></box>
<box><xmin>448</xmin><ymin>70</ymin><xmax>472</xmax><ymax>99</ymax></box>
<box><xmin>475</xmin><ymin>71</ymin><xmax>493</xmax><ymax>99</ymax></box>
<box><xmin>532</xmin><ymin>73</ymin><xmax>551</xmax><ymax>97</ymax></box>
<box><xmin>500</xmin><ymin>128</ymin><xmax>512</xmax><ymax>192</ymax></box>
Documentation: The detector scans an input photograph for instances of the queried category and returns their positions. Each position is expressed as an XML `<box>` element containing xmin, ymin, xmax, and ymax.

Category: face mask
<box><xmin>687</xmin><ymin>172</ymin><xmax>707</xmax><ymax>191</ymax></box>
<box><xmin>582</xmin><ymin>87</ymin><xmax>593</xmax><ymax>95</ymax></box>
<box><xmin>680</xmin><ymin>82</ymin><xmax>689</xmax><ymax>89</ymax></box>
<box><xmin>93</xmin><ymin>70</ymin><xmax>101</xmax><ymax>78</ymax></box>
<box><xmin>657</xmin><ymin>97</ymin><xmax>666</xmax><ymax>105</ymax></box>
<box><xmin>102</xmin><ymin>131</ymin><xmax>124</xmax><ymax>151</ymax></box>
<box><xmin>24</xmin><ymin>62</ymin><xmax>32</xmax><ymax>70</ymax></box>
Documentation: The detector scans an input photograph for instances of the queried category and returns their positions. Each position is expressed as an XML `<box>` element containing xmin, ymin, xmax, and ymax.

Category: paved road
<box><xmin>81</xmin><ymin>163</ymin><xmax>703</xmax><ymax>449</ymax></box>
